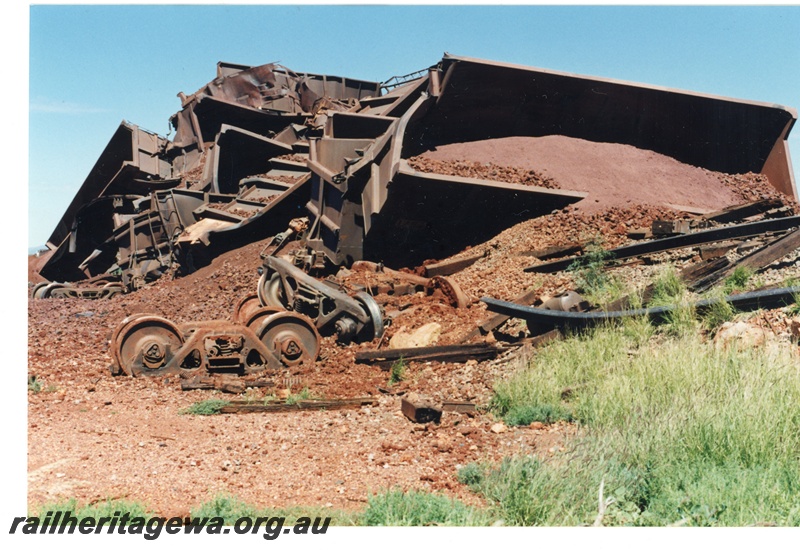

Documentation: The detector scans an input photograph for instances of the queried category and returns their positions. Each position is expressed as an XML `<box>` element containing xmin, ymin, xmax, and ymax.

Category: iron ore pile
<box><xmin>27</xmin><ymin>54</ymin><xmax>800</xmax><ymax>513</ymax></box>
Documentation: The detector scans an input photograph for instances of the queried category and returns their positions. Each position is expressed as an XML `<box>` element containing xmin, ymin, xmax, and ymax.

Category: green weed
<box><xmin>389</xmin><ymin>358</ymin><xmax>406</xmax><ymax>386</ymax></box>
<box><xmin>723</xmin><ymin>266</ymin><xmax>753</xmax><ymax>295</ymax></box>
<box><xmin>361</xmin><ymin>490</ymin><xmax>491</xmax><ymax>526</ymax></box>
<box><xmin>648</xmin><ymin>266</ymin><xmax>685</xmax><ymax>307</ymax></box>
<box><xmin>35</xmin><ymin>498</ymin><xmax>152</xmax><ymax>521</ymax></box>
<box><xmin>189</xmin><ymin>494</ymin><xmax>359</xmax><ymax>525</ymax></box>
<box><xmin>28</xmin><ymin>375</ymin><xmax>42</xmax><ymax>393</ymax></box>
<box><xmin>179</xmin><ymin>399</ymin><xmax>230</xmax><ymax>415</ymax></box>
<box><xmin>568</xmin><ymin>241</ymin><xmax>624</xmax><ymax>304</ymax></box>
<box><xmin>285</xmin><ymin>387</ymin><xmax>313</xmax><ymax>405</ymax></box>
<box><xmin>503</xmin><ymin>403</ymin><xmax>573</xmax><ymax>426</ymax></box>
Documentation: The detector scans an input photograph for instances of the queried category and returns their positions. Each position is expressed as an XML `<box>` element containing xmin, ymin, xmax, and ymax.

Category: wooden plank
<box><xmin>219</xmin><ymin>397</ymin><xmax>378</xmax><ymax>414</ymax></box>
<box><xmin>518</xmin><ymin>328</ymin><xmax>563</xmax><ymax>346</ymax></box>
<box><xmin>518</xmin><ymin>243</ymin><xmax>583</xmax><ymax>260</ymax></box>
<box><xmin>441</xmin><ymin>401</ymin><xmax>477</xmax><ymax>414</ymax></box>
<box><xmin>181</xmin><ymin>376</ymin><xmax>275</xmax><ymax>392</ymax></box>
<box><xmin>423</xmin><ymin>250</ymin><xmax>486</xmax><ymax>277</ymax></box>
<box><xmin>526</xmin><ymin>215</ymin><xmax>800</xmax><ymax>273</ymax></box>
<box><xmin>691</xmin><ymin>229</ymin><xmax>800</xmax><ymax>292</ymax></box>
<box><xmin>356</xmin><ymin>343</ymin><xmax>501</xmax><ymax>367</ymax></box>
<box><xmin>702</xmin><ymin>198</ymin><xmax>783</xmax><ymax>224</ymax></box>
<box><xmin>652</xmin><ymin>219</ymin><xmax>691</xmax><ymax>236</ymax></box>
<box><xmin>699</xmin><ymin>242</ymin><xmax>737</xmax><ymax>260</ymax></box>
<box><xmin>401</xmin><ymin>396</ymin><xmax>442</xmax><ymax>423</ymax></box>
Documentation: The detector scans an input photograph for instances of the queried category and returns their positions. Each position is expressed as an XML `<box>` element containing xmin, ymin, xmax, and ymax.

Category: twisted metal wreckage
<box><xmin>30</xmin><ymin>54</ymin><xmax>799</xmax><ymax>378</ymax></box>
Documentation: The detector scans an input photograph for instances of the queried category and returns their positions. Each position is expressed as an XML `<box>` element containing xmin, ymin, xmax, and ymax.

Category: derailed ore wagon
<box><xmin>30</xmin><ymin>54</ymin><xmax>798</xmax><ymax>376</ymax></box>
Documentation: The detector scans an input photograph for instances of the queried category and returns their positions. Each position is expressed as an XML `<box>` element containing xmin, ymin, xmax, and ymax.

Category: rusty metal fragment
<box><xmin>258</xmin><ymin>255</ymin><xmax>384</xmax><ymax>343</ymax></box>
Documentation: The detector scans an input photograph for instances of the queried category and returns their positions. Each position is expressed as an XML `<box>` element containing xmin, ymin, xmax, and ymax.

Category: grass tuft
<box><xmin>389</xmin><ymin>358</ymin><xmax>406</xmax><ymax>386</ymax></box>
<box><xmin>361</xmin><ymin>490</ymin><xmax>491</xmax><ymax>526</ymax></box>
<box><xmin>285</xmin><ymin>387</ymin><xmax>312</xmax><ymax>405</ymax></box>
<box><xmin>568</xmin><ymin>241</ymin><xmax>624</xmax><ymax>304</ymax></box>
<box><xmin>723</xmin><ymin>266</ymin><xmax>754</xmax><ymax>295</ymax></box>
<box><xmin>179</xmin><ymin>399</ymin><xmax>229</xmax><ymax>415</ymax></box>
<box><xmin>35</xmin><ymin>498</ymin><xmax>152</xmax><ymax>520</ymax></box>
<box><xmin>28</xmin><ymin>375</ymin><xmax>42</xmax><ymax>393</ymax></box>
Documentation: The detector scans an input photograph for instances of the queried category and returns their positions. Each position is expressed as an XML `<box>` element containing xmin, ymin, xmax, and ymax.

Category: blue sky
<box><xmin>27</xmin><ymin>4</ymin><xmax>800</xmax><ymax>249</ymax></box>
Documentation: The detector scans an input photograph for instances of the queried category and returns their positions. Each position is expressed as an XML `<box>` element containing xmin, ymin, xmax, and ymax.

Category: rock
<box><xmin>789</xmin><ymin>318</ymin><xmax>800</xmax><ymax>339</ymax></box>
<box><xmin>714</xmin><ymin>321</ymin><xmax>769</xmax><ymax>348</ymax></box>
<box><xmin>434</xmin><ymin>436</ymin><xmax>453</xmax><ymax>453</ymax></box>
<box><xmin>529</xmin><ymin>421</ymin><xmax>545</xmax><ymax>430</ymax></box>
<box><xmin>490</xmin><ymin>422</ymin><xmax>507</xmax><ymax>434</ymax></box>
<box><xmin>389</xmin><ymin>322</ymin><xmax>442</xmax><ymax>349</ymax></box>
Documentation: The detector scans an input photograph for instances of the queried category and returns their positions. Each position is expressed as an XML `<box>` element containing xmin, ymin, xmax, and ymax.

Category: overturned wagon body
<box><xmin>33</xmin><ymin>54</ymin><xmax>797</xmax><ymax>294</ymax></box>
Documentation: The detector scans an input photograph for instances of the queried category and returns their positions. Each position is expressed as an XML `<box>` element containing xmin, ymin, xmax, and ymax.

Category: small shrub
<box><xmin>648</xmin><ymin>266</ymin><xmax>685</xmax><ymax>307</ymax></box>
<box><xmin>36</xmin><ymin>498</ymin><xmax>152</xmax><ymax>521</ymax></box>
<box><xmin>191</xmin><ymin>494</ymin><xmax>260</xmax><ymax>524</ymax></box>
<box><xmin>660</xmin><ymin>301</ymin><xmax>697</xmax><ymax>338</ymax></box>
<box><xmin>285</xmin><ymin>387</ymin><xmax>312</xmax><ymax>405</ymax></box>
<box><xmin>700</xmin><ymin>297</ymin><xmax>736</xmax><ymax>332</ymax></box>
<box><xmin>568</xmin><ymin>242</ymin><xmax>611</xmax><ymax>289</ymax></box>
<box><xmin>457</xmin><ymin>463</ymin><xmax>485</xmax><ymax>488</ymax></box>
<box><xmin>361</xmin><ymin>490</ymin><xmax>490</xmax><ymax>526</ymax></box>
<box><xmin>723</xmin><ymin>266</ymin><xmax>753</xmax><ymax>295</ymax></box>
<box><xmin>191</xmin><ymin>494</ymin><xmax>359</xmax><ymax>526</ymax></box>
<box><xmin>28</xmin><ymin>375</ymin><xmax>42</xmax><ymax>393</ymax></box>
<box><xmin>179</xmin><ymin>399</ymin><xmax>229</xmax><ymax>415</ymax></box>
<box><xmin>389</xmin><ymin>358</ymin><xmax>406</xmax><ymax>386</ymax></box>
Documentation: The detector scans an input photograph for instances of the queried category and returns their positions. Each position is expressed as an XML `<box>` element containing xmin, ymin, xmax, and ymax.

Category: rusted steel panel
<box><xmin>46</xmin><ymin>122</ymin><xmax>170</xmax><ymax>250</ymax></box>
<box><xmin>409</xmin><ymin>54</ymin><xmax>797</xmax><ymax>199</ymax></box>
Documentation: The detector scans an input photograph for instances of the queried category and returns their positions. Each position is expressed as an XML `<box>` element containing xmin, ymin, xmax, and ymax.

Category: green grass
<box><xmin>361</xmin><ymin>490</ymin><xmax>492</xmax><ymax>526</ymax></box>
<box><xmin>699</xmin><ymin>295</ymin><xmax>736</xmax><ymax>333</ymax></box>
<box><xmin>389</xmin><ymin>358</ymin><xmax>406</xmax><ymax>386</ymax></box>
<box><xmin>285</xmin><ymin>387</ymin><xmax>313</xmax><ymax>405</ymax></box>
<box><xmin>648</xmin><ymin>266</ymin><xmax>685</xmax><ymax>307</ymax></box>
<box><xmin>34</xmin><ymin>498</ymin><xmax>152</xmax><ymax>520</ymax></box>
<box><xmin>28</xmin><ymin>375</ymin><xmax>42</xmax><ymax>393</ymax></box>
<box><xmin>179</xmin><ymin>399</ymin><xmax>230</xmax><ymax>415</ymax></box>
<box><xmin>568</xmin><ymin>241</ymin><xmax>624</xmax><ymax>304</ymax></box>
<box><xmin>480</xmin><ymin>322</ymin><xmax>800</xmax><ymax>525</ymax></box>
<box><xmin>723</xmin><ymin>266</ymin><xmax>754</xmax><ymax>295</ymax></box>
<box><xmin>190</xmin><ymin>494</ymin><xmax>358</xmax><ymax>526</ymax></box>
<box><xmin>501</xmin><ymin>403</ymin><xmax>573</xmax><ymax>426</ymax></box>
